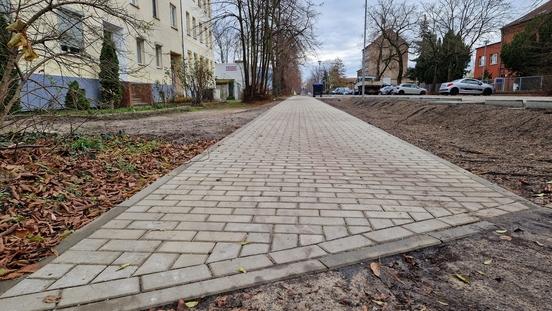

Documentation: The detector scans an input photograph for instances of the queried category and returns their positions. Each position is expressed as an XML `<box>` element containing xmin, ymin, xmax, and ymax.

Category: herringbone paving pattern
<box><xmin>0</xmin><ymin>97</ymin><xmax>530</xmax><ymax>309</ymax></box>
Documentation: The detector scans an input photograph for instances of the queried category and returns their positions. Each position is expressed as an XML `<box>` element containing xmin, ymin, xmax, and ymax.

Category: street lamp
<box><xmin>483</xmin><ymin>39</ymin><xmax>489</xmax><ymax>80</ymax></box>
<box><xmin>318</xmin><ymin>60</ymin><xmax>322</xmax><ymax>84</ymax></box>
<box><xmin>361</xmin><ymin>0</ymin><xmax>368</xmax><ymax>97</ymax></box>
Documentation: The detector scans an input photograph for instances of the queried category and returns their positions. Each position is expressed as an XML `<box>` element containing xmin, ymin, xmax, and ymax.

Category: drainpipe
<box><xmin>179</xmin><ymin>0</ymin><xmax>186</xmax><ymax>63</ymax></box>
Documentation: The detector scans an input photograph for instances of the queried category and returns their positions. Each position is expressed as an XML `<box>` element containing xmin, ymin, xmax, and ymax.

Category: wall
<box><xmin>473</xmin><ymin>42</ymin><xmax>502</xmax><ymax>79</ymax></box>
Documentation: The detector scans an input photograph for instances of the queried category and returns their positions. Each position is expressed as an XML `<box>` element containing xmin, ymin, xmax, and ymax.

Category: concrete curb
<box><xmin>51</xmin><ymin>220</ymin><xmax>501</xmax><ymax>311</ymax></box>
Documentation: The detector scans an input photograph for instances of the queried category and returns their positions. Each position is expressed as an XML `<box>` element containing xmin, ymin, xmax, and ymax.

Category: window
<box><xmin>155</xmin><ymin>45</ymin><xmax>162</xmax><ymax>68</ymax></box>
<box><xmin>479</xmin><ymin>56</ymin><xmax>485</xmax><ymax>67</ymax></box>
<box><xmin>152</xmin><ymin>0</ymin><xmax>158</xmax><ymax>18</ymax></box>
<box><xmin>136</xmin><ymin>38</ymin><xmax>145</xmax><ymax>64</ymax></box>
<box><xmin>490</xmin><ymin>53</ymin><xmax>498</xmax><ymax>65</ymax></box>
<box><xmin>186</xmin><ymin>12</ymin><xmax>191</xmax><ymax>36</ymax></box>
<box><xmin>170</xmin><ymin>4</ymin><xmax>177</xmax><ymax>28</ymax></box>
<box><xmin>192</xmin><ymin>17</ymin><xmax>197</xmax><ymax>39</ymax></box>
<box><xmin>130</xmin><ymin>0</ymin><xmax>138</xmax><ymax>7</ymax></box>
<box><xmin>58</xmin><ymin>9</ymin><xmax>84</xmax><ymax>53</ymax></box>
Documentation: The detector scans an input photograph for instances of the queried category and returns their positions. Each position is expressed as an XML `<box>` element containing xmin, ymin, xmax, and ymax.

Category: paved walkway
<box><xmin>1</xmin><ymin>97</ymin><xmax>531</xmax><ymax>310</ymax></box>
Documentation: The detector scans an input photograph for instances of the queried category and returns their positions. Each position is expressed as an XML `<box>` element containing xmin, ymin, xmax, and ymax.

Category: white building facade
<box><xmin>7</xmin><ymin>0</ymin><xmax>214</xmax><ymax>108</ymax></box>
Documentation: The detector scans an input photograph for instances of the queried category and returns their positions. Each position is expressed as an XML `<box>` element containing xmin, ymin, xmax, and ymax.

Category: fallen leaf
<box><xmin>117</xmin><ymin>263</ymin><xmax>131</xmax><ymax>271</ymax></box>
<box><xmin>0</xmin><ymin>268</ymin><xmax>9</xmax><ymax>277</ymax></box>
<box><xmin>453</xmin><ymin>273</ymin><xmax>470</xmax><ymax>284</ymax></box>
<box><xmin>495</xmin><ymin>229</ymin><xmax>508</xmax><ymax>234</ymax></box>
<box><xmin>534</xmin><ymin>193</ymin><xmax>545</xmax><ymax>198</ymax></box>
<box><xmin>483</xmin><ymin>259</ymin><xmax>492</xmax><ymax>265</ymax></box>
<box><xmin>240</xmin><ymin>240</ymin><xmax>250</xmax><ymax>246</ymax></box>
<box><xmin>185</xmin><ymin>301</ymin><xmax>199</xmax><ymax>308</ymax></box>
<box><xmin>238</xmin><ymin>266</ymin><xmax>247</xmax><ymax>273</ymax></box>
<box><xmin>42</xmin><ymin>295</ymin><xmax>62</xmax><ymax>304</ymax></box>
<box><xmin>535</xmin><ymin>241</ymin><xmax>544</xmax><ymax>247</ymax></box>
<box><xmin>500</xmin><ymin>235</ymin><xmax>513</xmax><ymax>241</ymax></box>
<box><xmin>476</xmin><ymin>270</ymin><xmax>486</xmax><ymax>276</ymax></box>
<box><xmin>437</xmin><ymin>301</ymin><xmax>449</xmax><ymax>306</ymax></box>
<box><xmin>370</xmin><ymin>262</ymin><xmax>381</xmax><ymax>278</ymax></box>
<box><xmin>372</xmin><ymin>300</ymin><xmax>385</xmax><ymax>306</ymax></box>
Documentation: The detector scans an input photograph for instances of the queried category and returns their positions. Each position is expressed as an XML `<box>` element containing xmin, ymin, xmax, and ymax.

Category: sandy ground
<box><xmin>153</xmin><ymin>97</ymin><xmax>552</xmax><ymax>311</ymax></box>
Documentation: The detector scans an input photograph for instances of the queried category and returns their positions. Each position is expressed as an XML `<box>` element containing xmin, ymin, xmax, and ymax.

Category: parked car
<box><xmin>331</xmin><ymin>87</ymin><xmax>353</xmax><ymax>95</ymax></box>
<box><xmin>393</xmin><ymin>83</ymin><xmax>427</xmax><ymax>95</ymax></box>
<box><xmin>439</xmin><ymin>78</ymin><xmax>494</xmax><ymax>96</ymax></box>
<box><xmin>379</xmin><ymin>85</ymin><xmax>396</xmax><ymax>95</ymax></box>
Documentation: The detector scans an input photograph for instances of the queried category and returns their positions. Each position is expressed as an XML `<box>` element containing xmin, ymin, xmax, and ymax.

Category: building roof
<box><xmin>503</xmin><ymin>0</ymin><xmax>552</xmax><ymax>29</ymax></box>
<box><xmin>475</xmin><ymin>41</ymin><xmax>502</xmax><ymax>51</ymax></box>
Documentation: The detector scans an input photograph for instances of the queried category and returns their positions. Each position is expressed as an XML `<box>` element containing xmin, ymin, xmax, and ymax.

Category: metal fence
<box><xmin>492</xmin><ymin>76</ymin><xmax>552</xmax><ymax>93</ymax></box>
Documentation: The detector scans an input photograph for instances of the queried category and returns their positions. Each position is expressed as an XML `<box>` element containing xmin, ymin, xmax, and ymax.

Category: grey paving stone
<box><xmin>439</xmin><ymin>214</ymin><xmax>479</xmax><ymax>226</ymax></box>
<box><xmin>274</xmin><ymin>224</ymin><xmax>323</xmax><ymax>234</ymax></box>
<box><xmin>172</xmin><ymin>254</ymin><xmax>208</xmax><ymax>268</ymax></box>
<box><xmin>195</xmin><ymin>231</ymin><xmax>246</xmax><ymax>242</ymax></box>
<box><xmin>364</xmin><ymin>226</ymin><xmax>414</xmax><ymax>242</ymax></box>
<box><xmin>0</xmin><ymin>289</ymin><xmax>61</xmax><ymax>311</ymax></box>
<box><xmin>158</xmin><ymin>242</ymin><xmax>215</xmax><ymax>253</ymax></box>
<box><xmin>299</xmin><ymin>234</ymin><xmax>325</xmax><ymax>246</ymax></box>
<box><xmin>53</xmin><ymin>250</ymin><xmax>121</xmax><ymax>265</ymax></box>
<box><xmin>57</xmin><ymin>277</ymin><xmax>140</xmax><ymax>307</ymax></box>
<box><xmin>270</xmin><ymin>245</ymin><xmax>327</xmax><ymax>264</ymax></box>
<box><xmin>134</xmin><ymin>254</ymin><xmax>179</xmax><ymax>276</ymax></box>
<box><xmin>474</xmin><ymin>208</ymin><xmax>510</xmax><ymax>218</ymax></box>
<box><xmin>71</xmin><ymin>239</ymin><xmax>108</xmax><ymax>251</ymax></box>
<box><xmin>49</xmin><ymin>265</ymin><xmax>105</xmax><ymax>289</ymax></box>
<box><xmin>402</xmin><ymin>219</ymin><xmax>450</xmax><ymax>233</ymax></box>
<box><xmin>319</xmin><ymin>235</ymin><xmax>373</xmax><ymax>253</ymax></box>
<box><xmin>209</xmin><ymin>255</ymin><xmax>274</xmax><ymax>276</ymax></box>
<box><xmin>141</xmin><ymin>265</ymin><xmax>211</xmax><ymax>291</ymax></box>
<box><xmin>241</xmin><ymin>243</ymin><xmax>270</xmax><ymax>256</ymax></box>
<box><xmin>207</xmin><ymin>243</ymin><xmax>242</xmax><ymax>263</ymax></box>
<box><xmin>226</xmin><ymin>223</ymin><xmax>273</xmax><ymax>232</ymax></box>
<box><xmin>113</xmin><ymin>252</ymin><xmax>151</xmax><ymax>266</ymax></box>
<box><xmin>349</xmin><ymin>226</ymin><xmax>373</xmax><ymax>234</ymax></box>
<box><xmin>1</xmin><ymin>279</ymin><xmax>54</xmax><ymax>297</ymax></box>
<box><xmin>246</xmin><ymin>233</ymin><xmax>271</xmax><ymax>243</ymax></box>
<box><xmin>369</xmin><ymin>218</ymin><xmax>395</xmax><ymax>230</ymax></box>
<box><xmin>100</xmin><ymin>240</ymin><xmax>161</xmax><ymax>252</ymax></box>
<box><xmin>161</xmin><ymin>214</ymin><xmax>207</xmax><ymax>222</ymax></box>
<box><xmin>323</xmin><ymin>226</ymin><xmax>349</xmax><ymax>240</ymax></box>
<box><xmin>93</xmin><ymin>265</ymin><xmax>138</xmax><ymax>283</ymax></box>
<box><xmin>141</xmin><ymin>231</ymin><xmax>196</xmax><ymax>241</ymax></box>
<box><xmin>103</xmin><ymin>219</ymin><xmax>132</xmax><ymax>229</ymax></box>
<box><xmin>127</xmin><ymin>221</ymin><xmax>178</xmax><ymax>230</ymax></box>
<box><xmin>29</xmin><ymin>263</ymin><xmax>74</xmax><ymax>279</ymax></box>
<box><xmin>272</xmin><ymin>234</ymin><xmax>298</xmax><ymax>251</ymax></box>
<box><xmin>90</xmin><ymin>229</ymin><xmax>145</xmax><ymax>240</ymax></box>
<box><xmin>176</xmin><ymin>222</ymin><xmax>226</xmax><ymax>231</ymax></box>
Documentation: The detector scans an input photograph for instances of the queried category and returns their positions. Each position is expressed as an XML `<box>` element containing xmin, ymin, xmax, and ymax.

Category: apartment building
<box><xmin>16</xmin><ymin>0</ymin><xmax>214</xmax><ymax>108</ymax></box>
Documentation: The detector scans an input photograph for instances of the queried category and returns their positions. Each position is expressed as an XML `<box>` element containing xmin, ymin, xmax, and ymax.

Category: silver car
<box><xmin>439</xmin><ymin>79</ymin><xmax>494</xmax><ymax>96</ymax></box>
<box><xmin>393</xmin><ymin>83</ymin><xmax>427</xmax><ymax>95</ymax></box>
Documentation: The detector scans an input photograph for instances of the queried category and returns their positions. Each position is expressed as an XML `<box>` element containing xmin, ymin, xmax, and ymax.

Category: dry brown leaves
<box><xmin>0</xmin><ymin>135</ymin><xmax>214</xmax><ymax>280</ymax></box>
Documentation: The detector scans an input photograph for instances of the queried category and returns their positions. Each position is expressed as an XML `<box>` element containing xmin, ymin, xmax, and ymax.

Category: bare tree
<box><xmin>367</xmin><ymin>0</ymin><xmax>417</xmax><ymax>84</ymax></box>
<box><xmin>423</xmin><ymin>0</ymin><xmax>511</xmax><ymax>49</ymax></box>
<box><xmin>0</xmin><ymin>0</ymin><xmax>151</xmax><ymax>129</ymax></box>
<box><xmin>180</xmin><ymin>58</ymin><xmax>214</xmax><ymax>106</ymax></box>
<box><xmin>213</xmin><ymin>0</ymin><xmax>318</xmax><ymax>101</ymax></box>
<box><xmin>212</xmin><ymin>21</ymin><xmax>238</xmax><ymax>64</ymax></box>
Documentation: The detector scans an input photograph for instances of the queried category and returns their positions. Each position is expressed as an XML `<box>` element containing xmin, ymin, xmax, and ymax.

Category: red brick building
<box><xmin>473</xmin><ymin>41</ymin><xmax>502</xmax><ymax>80</ymax></box>
<box><xmin>474</xmin><ymin>1</ymin><xmax>552</xmax><ymax>79</ymax></box>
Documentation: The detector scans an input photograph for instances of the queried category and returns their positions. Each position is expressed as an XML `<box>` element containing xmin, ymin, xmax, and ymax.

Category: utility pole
<box><xmin>483</xmin><ymin>39</ymin><xmax>489</xmax><ymax>80</ymax></box>
<box><xmin>361</xmin><ymin>0</ymin><xmax>368</xmax><ymax>97</ymax></box>
<box><xmin>318</xmin><ymin>60</ymin><xmax>322</xmax><ymax>84</ymax></box>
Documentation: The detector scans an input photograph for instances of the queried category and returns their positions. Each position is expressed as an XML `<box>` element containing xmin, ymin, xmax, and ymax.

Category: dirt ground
<box><xmin>51</xmin><ymin>103</ymin><xmax>276</xmax><ymax>144</ymax></box>
<box><xmin>323</xmin><ymin>97</ymin><xmax>552</xmax><ymax>207</ymax></box>
<box><xmin>153</xmin><ymin>97</ymin><xmax>552</xmax><ymax>311</ymax></box>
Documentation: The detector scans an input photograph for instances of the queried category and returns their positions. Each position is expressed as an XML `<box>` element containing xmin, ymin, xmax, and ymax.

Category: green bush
<box><xmin>226</xmin><ymin>95</ymin><xmax>235</xmax><ymax>101</ymax></box>
<box><xmin>65</xmin><ymin>81</ymin><xmax>90</xmax><ymax>110</ymax></box>
<box><xmin>70</xmin><ymin>137</ymin><xmax>103</xmax><ymax>152</ymax></box>
<box><xmin>99</xmin><ymin>38</ymin><xmax>123</xmax><ymax>109</ymax></box>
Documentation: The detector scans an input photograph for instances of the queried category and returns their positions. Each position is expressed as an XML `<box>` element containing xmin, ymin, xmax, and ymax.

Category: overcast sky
<box><xmin>303</xmin><ymin>0</ymin><xmax>539</xmax><ymax>78</ymax></box>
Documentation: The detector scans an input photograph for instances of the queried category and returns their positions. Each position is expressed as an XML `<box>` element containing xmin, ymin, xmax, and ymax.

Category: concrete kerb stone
<box><xmin>0</xmin><ymin>104</ymin><xmax>279</xmax><ymax>297</ymax></box>
<box><xmin>524</xmin><ymin>100</ymin><xmax>552</xmax><ymax>109</ymax></box>
<box><xmin>484</xmin><ymin>99</ymin><xmax>525</xmax><ymax>108</ymax></box>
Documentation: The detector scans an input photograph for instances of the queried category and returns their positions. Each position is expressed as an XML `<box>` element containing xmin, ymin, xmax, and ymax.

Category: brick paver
<box><xmin>0</xmin><ymin>97</ymin><xmax>531</xmax><ymax>310</ymax></box>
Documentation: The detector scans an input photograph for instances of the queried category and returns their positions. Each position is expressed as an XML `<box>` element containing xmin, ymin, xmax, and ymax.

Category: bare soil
<box><xmin>323</xmin><ymin>97</ymin><xmax>552</xmax><ymax>207</ymax></box>
<box><xmin>154</xmin><ymin>97</ymin><xmax>552</xmax><ymax>311</ymax></box>
<box><xmin>53</xmin><ymin>103</ymin><xmax>276</xmax><ymax>144</ymax></box>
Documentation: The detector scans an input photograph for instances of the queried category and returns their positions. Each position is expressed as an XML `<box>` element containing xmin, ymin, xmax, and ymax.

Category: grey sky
<box><xmin>304</xmin><ymin>0</ymin><xmax>539</xmax><ymax>78</ymax></box>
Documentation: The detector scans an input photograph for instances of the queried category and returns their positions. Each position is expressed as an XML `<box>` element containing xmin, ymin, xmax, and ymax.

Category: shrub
<box><xmin>226</xmin><ymin>95</ymin><xmax>235</xmax><ymax>101</ymax></box>
<box><xmin>98</xmin><ymin>38</ymin><xmax>122</xmax><ymax>109</ymax></box>
<box><xmin>65</xmin><ymin>81</ymin><xmax>90</xmax><ymax>110</ymax></box>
